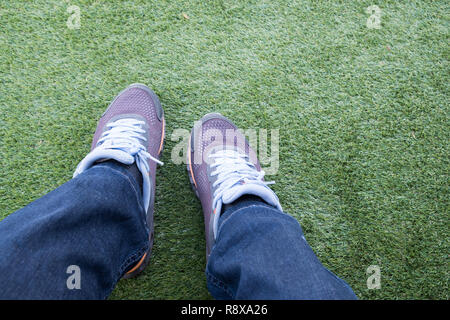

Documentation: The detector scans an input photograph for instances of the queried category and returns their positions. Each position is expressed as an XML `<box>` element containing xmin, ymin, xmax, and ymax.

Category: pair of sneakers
<box><xmin>73</xmin><ymin>84</ymin><xmax>282</xmax><ymax>278</ymax></box>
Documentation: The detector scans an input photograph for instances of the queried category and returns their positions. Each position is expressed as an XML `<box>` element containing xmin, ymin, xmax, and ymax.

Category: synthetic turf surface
<box><xmin>0</xmin><ymin>1</ymin><xmax>448</xmax><ymax>299</ymax></box>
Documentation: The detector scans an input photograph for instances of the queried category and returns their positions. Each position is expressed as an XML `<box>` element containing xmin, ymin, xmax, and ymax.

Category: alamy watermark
<box><xmin>66</xmin><ymin>5</ymin><xmax>81</xmax><ymax>30</ymax></box>
<box><xmin>366</xmin><ymin>265</ymin><xmax>381</xmax><ymax>289</ymax></box>
<box><xmin>171</xmin><ymin>122</ymin><xmax>280</xmax><ymax>175</ymax></box>
<box><xmin>366</xmin><ymin>5</ymin><xmax>382</xmax><ymax>29</ymax></box>
<box><xmin>66</xmin><ymin>265</ymin><xmax>81</xmax><ymax>290</ymax></box>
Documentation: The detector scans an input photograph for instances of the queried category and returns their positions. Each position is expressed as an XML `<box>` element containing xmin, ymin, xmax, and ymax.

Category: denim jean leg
<box><xmin>0</xmin><ymin>161</ymin><xmax>148</xmax><ymax>299</ymax></box>
<box><xmin>206</xmin><ymin>199</ymin><xmax>357</xmax><ymax>299</ymax></box>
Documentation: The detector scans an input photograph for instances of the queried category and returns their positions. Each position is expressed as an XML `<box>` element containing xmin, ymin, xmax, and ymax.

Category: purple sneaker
<box><xmin>73</xmin><ymin>83</ymin><xmax>165</xmax><ymax>278</ymax></box>
<box><xmin>186</xmin><ymin>113</ymin><xmax>282</xmax><ymax>258</ymax></box>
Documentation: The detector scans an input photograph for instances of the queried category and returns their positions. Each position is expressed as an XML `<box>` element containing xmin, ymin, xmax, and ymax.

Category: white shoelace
<box><xmin>209</xmin><ymin>149</ymin><xmax>280</xmax><ymax>239</ymax></box>
<box><xmin>73</xmin><ymin>118</ymin><xmax>163</xmax><ymax>212</ymax></box>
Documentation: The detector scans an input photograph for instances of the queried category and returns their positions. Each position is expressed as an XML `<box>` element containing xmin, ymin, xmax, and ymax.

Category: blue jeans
<box><xmin>0</xmin><ymin>162</ymin><xmax>356</xmax><ymax>299</ymax></box>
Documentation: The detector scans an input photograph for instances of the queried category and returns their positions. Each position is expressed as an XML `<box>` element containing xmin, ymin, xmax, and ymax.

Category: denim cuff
<box><xmin>89</xmin><ymin>160</ymin><xmax>142</xmax><ymax>194</ymax></box>
<box><xmin>219</xmin><ymin>198</ymin><xmax>279</xmax><ymax>231</ymax></box>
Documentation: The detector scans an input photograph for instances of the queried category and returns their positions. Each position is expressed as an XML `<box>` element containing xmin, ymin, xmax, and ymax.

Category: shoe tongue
<box><xmin>221</xmin><ymin>183</ymin><xmax>282</xmax><ymax>211</ymax></box>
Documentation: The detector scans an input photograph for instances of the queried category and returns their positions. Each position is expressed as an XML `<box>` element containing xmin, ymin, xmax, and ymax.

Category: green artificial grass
<box><xmin>0</xmin><ymin>0</ymin><xmax>448</xmax><ymax>299</ymax></box>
